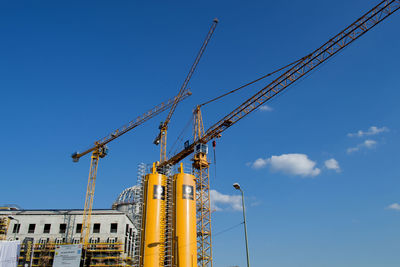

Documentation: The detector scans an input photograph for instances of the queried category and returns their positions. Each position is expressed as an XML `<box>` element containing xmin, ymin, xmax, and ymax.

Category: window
<box><xmin>93</xmin><ymin>223</ymin><xmax>100</xmax><ymax>233</ymax></box>
<box><xmin>28</xmin><ymin>224</ymin><xmax>35</xmax><ymax>234</ymax></box>
<box><xmin>107</xmin><ymin>237</ymin><xmax>117</xmax><ymax>243</ymax></box>
<box><xmin>59</xmin><ymin>224</ymin><xmax>66</xmax><ymax>234</ymax></box>
<box><xmin>76</xmin><ymin>224</ymin><xmax>82</xmax><ymax>233</ymax></box>
<box><xmin>43</xmin><ymin>224</ymin><xmax>51</xmax><ymax>234</ymax></box>
<box><xmin>89</xmin><ymin>237</ymin><xmax>100</xmax><ymax>243</ymax></box>
<box><xmin>107</xmin><ymin>237</ymin><xmax>117</xmax><ymax>248</ymax></box>
<box><xmin>55</xmin><ymin>238</ymin><xmax>65</xmax><ymax>244</ymax></box>
<box><xmin>73</xmin><ymin>238</ymin><xmax>80</xmax><ymax>244</ymax></box>
<box><xmin>12</xmin><ymin>224</ymin><xmax>20</xmax><ymax>234</ymax></box>
<box><xmin>89</xmin><ymin>237</ymin><xmax>100</xmax><ymax>249</ymax></box>
<box><xmin>125</xmin><ymin>224</ymin><xmax>129</xmax><ymax>236</ymax></box>
<box><xmin>38</xmin><ymin>238</ymin><xmax>49</xmax><ymax>249</ymax></box>
<box><xmin>110</xmin><ymin>223</ymin><xmax>118</xmax><ymax>233</ymax></box>
<box><xmin>39</xmin><ymin>238</ymin><xmax>49</xmax><ymax>244</ymax></box>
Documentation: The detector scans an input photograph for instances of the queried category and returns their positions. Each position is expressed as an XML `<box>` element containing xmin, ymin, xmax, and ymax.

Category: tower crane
<box><xmin>153</xmin><ymin>18</ymin><xmax>218</xmax><ymax>163</ymax></box>
<box><xmin>71</xmin><ymin>89</ymin><xmax>191</xmax><ymax>247</ymax></box>
<box><xmin>158</xmin><ymin>1</ymin><xmax>400</xmax><ymax>266</ymax></box>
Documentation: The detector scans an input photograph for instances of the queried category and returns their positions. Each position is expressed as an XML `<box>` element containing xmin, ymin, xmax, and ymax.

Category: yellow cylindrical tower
<box><xmin>142</xmin><ymin>164</ymin><xmax>166</xmax><ymax>267</ymax></box>
<box><xmin>174</xmin><ymin>164</ymin><xmax>197</xmax><ymax>267</ymax></box>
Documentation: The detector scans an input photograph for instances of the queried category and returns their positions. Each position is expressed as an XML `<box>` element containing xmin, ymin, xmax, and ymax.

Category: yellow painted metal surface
<box><xmin>174</xmin><ymin>167</ymin><xmax>197</xmax><ymax>267</ymax></box>
<box><xmin>142</xmin><ymin>168</ymin><xmax>166</xmax><ymax>267</ymax></box>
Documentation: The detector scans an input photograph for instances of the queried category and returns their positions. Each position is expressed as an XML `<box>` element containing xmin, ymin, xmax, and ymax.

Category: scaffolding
<box><xmin>0</xmin><ymin>216</ymin><xmax>10</xmax><ymax>240</ymax></box>
<box><xmin>134</xmin><ymin>163</ymin><xmax>175</xmax><ymax>267</ymax></box>
<box><xmin>132</xmin><ymin>163</ymin><xmax>146</xmax><ymax>266</ymax></box>
<box><xmin>156</xmin><ymin>164</ymin><xmax>174</xmax><ymax>267</ymax></box>
<box><xmin>18</xmin><ymin>241</ymin><xmax>132</xmax><ymax>267</ymax></box>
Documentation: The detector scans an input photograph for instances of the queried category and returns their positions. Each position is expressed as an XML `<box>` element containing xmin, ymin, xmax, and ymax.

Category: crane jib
<box><xmin>160</xmin><ymin>0</ymin><xmax>400</xmax><ymax>168</ymax></box>
<box><xmin>72</xmin><ymin>89</ymin><xmax>192</xmax><ymax>161</ymax></box>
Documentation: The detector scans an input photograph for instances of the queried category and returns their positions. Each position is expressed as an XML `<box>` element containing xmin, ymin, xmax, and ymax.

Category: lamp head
<box><xmin>233</xmin><ymin>183</ymin><xmax>241</xmax><ymax>190</ymax></box>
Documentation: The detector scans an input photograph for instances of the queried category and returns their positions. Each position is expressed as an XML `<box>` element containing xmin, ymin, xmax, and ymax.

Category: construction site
<box><xmin>1</xmin><ymin>1</ymin><xmax>400</xmax><ymax>266</ymax></box>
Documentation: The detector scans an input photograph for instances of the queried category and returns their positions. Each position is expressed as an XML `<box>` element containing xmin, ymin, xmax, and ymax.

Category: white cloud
<box><xmin>348</xmin><ymin>126</ymin><xmax>388</xmax><ymax>137</ymax></box>
<box><xmin>210</xmin><ymin>189</ymin><xmax>242</xmax><ymax>211</ymax></box>
<box><xmin>346</xmin><ymin>146</ymin><xmax>360</xmax><ymax>153</ymax></box>
<box><xmin>324</xmin><ymin>158</ymin><xmax>341</xmax><ymax>172</ymax></box>
<box><xmin>386</xmin><ymin>203</ymin><xmax>400</xmax><ymax>211</ymax></box>
<box><xmin>269</xmin><ymin>154</ymin><xmax>321</xmax><ymax>177</ymax></box>
<box><xmin>364</xmin><ymin>139</ymin><xmax>377</xmax><ymax>148</ymax></box>
<box><xmin>251</xmin><ymin>153</ymin><xmax>321</xmax><ymax>177</ymax></box>
<box><xmin>347</xmin><ymin>139</ymin><xmax>377</xmax><ymax>154</ymax></box>
<box><xmin>251</xmin><ymin>158</ymin><xmax>268</xmax><ymax>169</ymax></box>
<box><xmin>259</xmin><ymin>105</ymin><xmax>273</xmax><ymax>112</ymax></box>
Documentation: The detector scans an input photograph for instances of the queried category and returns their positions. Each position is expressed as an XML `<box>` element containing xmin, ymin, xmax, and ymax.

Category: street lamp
<box><xmin>8</xmin><ymin>216</ymin><xmax>19</xmax><ymax>240</ymax></box>
<box><xmin>233</xmin><ymin>183</ymin><xmax>250</xmax><ymax>267</ymax></box>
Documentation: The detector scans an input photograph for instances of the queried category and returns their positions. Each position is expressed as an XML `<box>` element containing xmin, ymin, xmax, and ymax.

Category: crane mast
<box><xmin>192</xmin><ymin>106</ymin><xmax>213</xmax><ymax>267</ymax></box>
<box><xmin>157</xmin><ymin>1</ymin><xmax>399</xmax><ymax>266</ymax></box>
<box><xmin>154</xmin><ymin>18</ymin><xmax>219</xmax><ymax>163</ymax></box>
<box><xmin>73</xmin><ymin>90</ymin><xmax>191</xmax><ymax>247</ymax></box>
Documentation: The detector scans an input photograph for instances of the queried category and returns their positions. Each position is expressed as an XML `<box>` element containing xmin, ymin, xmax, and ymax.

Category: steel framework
<box><xmin>155</xmin><ymin>19</ymin><xmax>219</xmax><ymax>163</ymax></box>
<box><xmin>192</xmin><ymin>106</ymin><xmax>213</xmax><ymax>267</ymax></box>
<box><xmin>80</xmin><ymin>148</ymin><xmax>100</xmax><ymax>246</ymax></box>
<box><xmin>72</xmin><ymin>90</ymin><xmax>191</xmax><ymax>161</ymax></box>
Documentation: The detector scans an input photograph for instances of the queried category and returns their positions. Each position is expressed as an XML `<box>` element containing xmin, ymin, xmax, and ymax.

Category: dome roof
<box><xmin>113</xmin><ymin>185</ymin><xmax>139</xmax><ymax>205</ymax></box>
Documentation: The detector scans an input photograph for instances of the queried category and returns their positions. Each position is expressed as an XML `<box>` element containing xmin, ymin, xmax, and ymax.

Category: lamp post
<box><xmin>8</xmin><ymin>216</ymin><xmax>19</xmax><ymax>240</ymax></box>
<box><xmin>233</xmin><ymin>183</ymin><xmax>250</xmax><ymax>267</ymax></box>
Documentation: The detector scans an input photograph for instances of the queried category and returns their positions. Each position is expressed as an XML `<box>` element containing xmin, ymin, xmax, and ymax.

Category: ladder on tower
<box><xmin>133</xmin><ymin>163</ymin><xmax>146</xmax><ymax>266</ymax></box>
<box><xmin>163</xmin><ymin>165</ymin><xmax>175</xmax><ymax>267</ymax></box>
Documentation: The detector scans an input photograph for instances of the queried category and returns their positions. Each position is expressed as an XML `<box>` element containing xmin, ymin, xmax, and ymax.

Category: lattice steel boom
<box><xmin>72</xmin><ymin>89</ymin><xmax>191</xmax><ymax>162</ymax></box>
<box><xmin>160</xmin><ymin>0</ymin><xmax>400</xmax><ymax>169</ymax></box>
<box><xmin>154</xmin><ymin>18</ymin><xmax>219</xmax><ymax>163</ymax></box>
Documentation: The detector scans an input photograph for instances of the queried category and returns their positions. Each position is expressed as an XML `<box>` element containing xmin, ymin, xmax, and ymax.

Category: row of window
<box><xmin>36</xmin><ymin>237</ymin><xmax>118</xmax><ymax>244</ymax></box>
<box><xmin>12</xmin><ymin>223</ymin><xmax>118</xmax><ymax>234</ymax></box>
<box><xmin>12</xmin><ymin>237</ymin><xmax>120</xmax><ymax>245</ymax></box>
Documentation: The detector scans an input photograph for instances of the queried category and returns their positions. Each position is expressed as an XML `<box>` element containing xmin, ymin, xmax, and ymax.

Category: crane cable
<box><xmin>199</xmin><ymin>53</ymin><xmax>311</xmax><ymax>107</ymax></box>
<box><xmin>212</xmin><ymin>140</ymin><xmax>217</xmax><ymax>180</ymax></box>
<box><xmin>198</xmin><ymin>55</ymin><xmax>311</xmax><ymax>181</ymax></box>
<box><xmin>167</xmin><ymin>114</ymin><xmax>193</xmax><ymax>158</ymax></box>
<box><xmin>168</xmin><ymin>54</ymin><xmax>311</xmax><ymax>159</ymax></box>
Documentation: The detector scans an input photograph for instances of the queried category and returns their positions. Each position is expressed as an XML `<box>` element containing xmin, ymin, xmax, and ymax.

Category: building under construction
<box><xmin>0</xmin><ymin>187</ymin><xmax>140</xmax><ymax>266</ymax></box>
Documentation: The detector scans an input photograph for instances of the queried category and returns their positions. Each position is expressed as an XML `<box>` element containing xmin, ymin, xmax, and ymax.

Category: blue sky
<box><xmin>1</xmin><ymin>0</ymin><xmax>400</xmax><ymax>266</ymax></box>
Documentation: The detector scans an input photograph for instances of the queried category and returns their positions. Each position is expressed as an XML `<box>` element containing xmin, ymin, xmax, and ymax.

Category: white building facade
<box><xmin>0</xmin><ymin>209</ymin><xmax>137</xmax><ymax>266</ymax></box>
